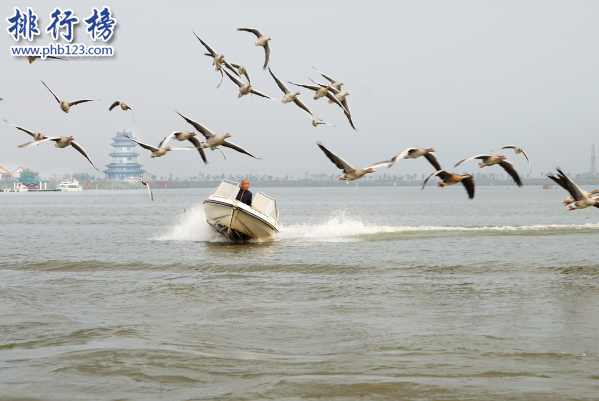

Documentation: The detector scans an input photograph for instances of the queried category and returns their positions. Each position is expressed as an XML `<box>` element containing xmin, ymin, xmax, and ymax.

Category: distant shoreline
<box><xmin>3</xmin><ymin>178</ymin><xmax>598</xmax><ymax>191</ymax></box>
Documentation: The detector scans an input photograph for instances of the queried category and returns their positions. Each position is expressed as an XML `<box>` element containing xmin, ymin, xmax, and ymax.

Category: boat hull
<box><xmin>203</xmin><ymin>199</ymin><xmax>278</xmax><ymax>241</ymax></box>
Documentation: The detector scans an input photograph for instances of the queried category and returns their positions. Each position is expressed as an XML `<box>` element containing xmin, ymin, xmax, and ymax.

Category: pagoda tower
<box><xmin>103</xmin><ymin>130</ymin><xmax>145</xmax><ymax>180</ymax></box>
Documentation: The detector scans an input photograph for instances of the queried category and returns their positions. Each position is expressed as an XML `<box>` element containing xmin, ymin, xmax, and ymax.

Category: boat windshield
<box><xmin>211</xmin><ymin>180</ymin><xmax>239</xmax><ymax>200</ymax></box>
<box><xmin>252</xmin><ymin>192</ymin><xmax>278</xmax><ymax>222</ymax></box>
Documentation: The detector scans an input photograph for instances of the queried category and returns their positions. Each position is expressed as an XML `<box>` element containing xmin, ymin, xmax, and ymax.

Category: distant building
<box><xmin>49</xmin><ymin>173</ymin><xmax>74</xmax><ymax>182</ymax></box>
<box><xmin>0</xmin><ymin>166</ymin><xmax>16</xmax><ymax>180</ymax></box>
<box><xmin>103</xmin><ymin>130</ymin><xmax>145</xmax><ymax>180</ymax></box>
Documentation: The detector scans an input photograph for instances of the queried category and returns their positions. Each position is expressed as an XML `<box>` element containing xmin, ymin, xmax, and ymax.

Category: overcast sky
<box><xmin>1</xmin><ymin>1</ymin><xmax>598</xmax><ymax>179</ymax></box>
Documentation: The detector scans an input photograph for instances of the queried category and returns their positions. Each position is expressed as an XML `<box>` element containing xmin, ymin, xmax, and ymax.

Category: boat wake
<box><xmin>154</xmin><ymin>206</ymin><xmax>599</xmax><ymax>243</ymax></box>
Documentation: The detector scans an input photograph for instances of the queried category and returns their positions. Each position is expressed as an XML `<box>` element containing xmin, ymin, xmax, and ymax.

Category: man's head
<box><xmin>241</xmin><ymin>180</ymin><xmax>249</xmax><ymax>191</ymax></box>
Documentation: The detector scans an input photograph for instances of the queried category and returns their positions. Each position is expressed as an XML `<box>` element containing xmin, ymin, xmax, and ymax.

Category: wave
<box><xmin>153</xmin><ymin>207</ymin><xmax>599</xmax><ymax>243</ymax></box>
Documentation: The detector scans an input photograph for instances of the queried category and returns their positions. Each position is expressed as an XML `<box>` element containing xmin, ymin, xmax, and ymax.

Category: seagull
<box><xmin>422</xmin><ymin>170</ymin><xmax>475</xmax><ymax>200</ymax></box>
<box><xmin>237</xmin><ymin>28</ymin><xmax>271</xmax><ymax>69</ymax></box>
<box><xmin>175</xmin><ymin>111</ymin><xmax>262</xmax><ymax>159</ymax></box>
<box><xmin>454</xmin><ymin>154</ymin><xmax>522</xmax><ymax>187</ymax></box>
<box><xmin>4</xmin><ymin>119</ymin><xmax>48</xmax><ymax>142</ymax></box>
<box><xmin>41</xmin><ymin>80</ymin><xmax>97</xmax><ymax>113</ymax></box>
<box><xmin>369</xmin><ymin>148</ymin><xmax>441</xmax><ymax>170</ymax></box>
<box><xmin>268</xmin><ymin>68</ymin><xmax>319</xmax><ymax>119</ymax></box>
<box><xmin>547</xmin><ymin>169</ymin><xmax>599</xmax><ymax>211</ymax></box>
<box><xmin>18</xmin><ymin>135</ymin><xmax>100</xmax><ymax>171</ymax></box>
<box><xmin>131</xmin><ymin>177</ymin><xmax>153</xmax><ymax>201</ymax></box>
<box><xmin>169</xmin><ymin>127</ymin><xmax>208</xmax><ymax>165</ymax></box>
<box><xmin>317</xmin><ymin>142</ymin><xmax>377</xmax><ymax>181</ymax></box>
<box><xmin>109</xmin><ymin>101</ymin><xmax>135</xmax><ymax>124</ymax></box>
<box><xmin>125</xmin><ymin>132</ymin><xmax>201</xmax><ymax>159</ymax></box>
<box><xmin>312</xmin><ymin>66</ymin><xmax>344</xmax><ymax>91</ymax></box>
<box><xmin>193</xmin><ymin>31</ymin><xmax>240</xmax><ymax>88</ymax></box>
<box><xmin>490</xmin><ymin>145</ymin><xmax>531</xmax><ymax>172</ymax></box>
<box><xmin>222</xmin><ymin>68</ymin><xmax>276</xmax><ymax>100</ymax></box>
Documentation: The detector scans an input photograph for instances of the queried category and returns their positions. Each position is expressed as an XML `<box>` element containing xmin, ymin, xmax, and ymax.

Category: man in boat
<box><xmin>236</xmin><ymin>180</ymin><xmax>252</xmax><ymax>206</ymax></box>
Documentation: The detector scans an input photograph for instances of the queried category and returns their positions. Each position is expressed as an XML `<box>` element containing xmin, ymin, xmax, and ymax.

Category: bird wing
<box><xmin>461</xmin><ymin>176</ymin><xmax>476</xmax><ymax>199</ymax></box>
<box><xmin>556</xmin><ymin>169</ymin><xmax>586</xmax><ymax>201</ymax></box>
<box><xmin>41</xmin><ymin>80</ymin><xmax>61</xmax><ymax>103</ymax></box>
<box><xmin>309</xmin><ymin>78</ymin><xmax>338</xmax><ymax>92</ymax></box>
<box><xmin>368</xmin><ymin>149</ymin><xmax>412</xmax><ymax>170</ymax></box>
<box><xmin>498</xmin><ymin>160</ymin><xmax>522</xmax><ymax>187</ymax></box>
<box><xmin>222</xmin><ymin>67</ymin><xmax>244</xmax><ymax>87</ymax></box>
<box><xmin>18</xmin><ymin>137</ymin><xmax>60</xmax><ymax>148</ymax></box>
<box><xmin>492</xmin><ymin>145</ymin><xmax>532</xmax><ymax>172</ymax></box>
<box><xmin>454</xmin><ymin>154</ymin><xmax>490</xmax><ymax>168</ymax></box>
<box><xmin>324</xmin><ymin>91</ymin><xmax>349</xmax><ymax>113</ymax></box>
<box><xmin>68</xmin><ymin>99</ymin><xmax>96</xmax><ymax>107</ymax></box>
<box><xmin>263</xmin><ymin>42</ymin><xmax>271</xmax><ymax>70</ymax></box>
<box><xmin>125</xmin><ymin>135</ymin><xmax>158</xmax><ymax>152</ymax></box>
<box><xmin>221</xmin><ymin>60</ymin><xmax>241</xmax><ymax>78</ymax></box>
<box><xmin>188</xmin><ymin>136</ymin><xmax>208</xmax><ymax>165</ymax></box>
<box><xmin>249</xmin><ymin>87</ymin><xmax>277</xmax><ymax>101</ymax></box>
<box><xmin>46</xmin><ymin>56</ymin><xmax>68</xmax><ymax>61</ymax></box>
<box><xmin>229</xmin><ymin>63</ymin><xmax>251</xmax><ymax>83</ymax></box>
<box><xmin>237</xmin><ymin>28</ymin><xmax>264</xmax><ymax>38</ymax></box>
<box><xmin>193</xmin><ymin>31</ymin><xmax>216</xmax><ymax>56</ymax></box>
<box><xmin>158</xmin><ymin>131</ymin><xmax>180</xmax><ymax>149</ymax></box>
<box><xmin>317</xmin><ymin>142</ymin><xmax>355</xmax><ymax>173</ymax></box>
<box><xmin>174</xmin><ymin>110</ymin><xmax>216</xmax><ymax>139</ymax></box>
<box><xmin>221</xmin><ymin>140</ymin><xmax>261</xmax><ymax>159</ymax></box>
<box><xmin>422</xmin><ymin>170</ymin><xmax>451</xmax><ymax>190</ymax></box>
<box><xmin>293</xmin><ymin>97</ymin><xmax>317</xmax><ymax>117</ymax></box>
<box><xmin>288</xmin><ymin>81</ymin><xmax>321</xmax><ymax>92</ymax></box>
<box><xmin>130</xmin><ymin>109</ymin><xmax>135</xmax><ymax>124</ymax></box>
<box><xmin>312</xmin><ymin>66</ymin><xmax>337</xmax><ymax>85</ymax></box>
<box><xmin>342</xmin><ymin>107</ymin><xmax>356</xmax><ymax>130</ymax></box>
<box><xmin>4</xmin><ymin>119</ymin><xmax>40</xmax><ymax>138</ymax></box>
<box><xmin>70</xmin><ymin>141</ymin><xmax>100</xmax><ymax>171</ymax></box>
<box><xmin>424</xmin><ymin>152</ymin><xmax>442</xmax><ymax>171</ymax></box>
<box><xmin>109</xmin><ymin>101</ymin><xmax>120</xmax><ymax>110</ymax></box>
<box><xmin>268</xmin><ymin>68</ymin><xmax>290</xmax><ymax>94</ymax></box>
<box><xmin>145</xmin><ymin>181</ymin><xmax>154</xmax><ymax>201</ymax></box>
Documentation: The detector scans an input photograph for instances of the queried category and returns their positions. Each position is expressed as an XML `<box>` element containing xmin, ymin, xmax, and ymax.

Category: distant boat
<box><xmin>56</xmin><ymin>180</ymin><xmax>82</xmax><ymax>192</ymax></box>
<box><xmin>203</xmin><ymin>180</ymin><xmax>279</xmax><ymax>241</ymax></box>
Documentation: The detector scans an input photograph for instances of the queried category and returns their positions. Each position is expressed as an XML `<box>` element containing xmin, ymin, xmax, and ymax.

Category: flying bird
<box><xmin>309</xmin><ymin>79</ymin><xmax>355</xmax><ymax>130</ymax></box>
<box><xmin>369</xmin><ymin>148</ymin><xmax>441</xmax><ymax>170</ymax></box>
<box><xmin>168</xmin><ymin>126</ymin><xmax>208</xmax><ymax>165</ymax></box>
<box><xmin>125</xmin><ymin>132</ymin><xmax>201</xmax><ymax>159</ymax></box>
<box><xmin>23</xmin><ymin>40</ymin><xmax>67</xmax><ymax>63</ymax></box>
<box><xmin>454</xmin><ymin>154</ymin><xmax>522</xmax><ymax>187</ymax></box>
<box><xmin>547</xmin><ymin>169</ymin><xmax>599</xmax><ymax>210</ymax></box>
<box><xmin>4</xmin><ymin>119</ymin><xmax>49</xmax><ymax>142</ymax></box>
<box><xmin>422</xmin><ymin>170</ymin><xmax>475</xmax><ymax>200</ymax></box>
<box><xmin>222</xmin><ymin>68</ymin><xmax>276</xmax><ymax>100</ymax></box>
<box><xmin>317</xmin><ymin>142</ymin><xmax>377</xmax><ymax>181</ymax></box>
<box><xmin>237</xmin><ymin>28</ymin><xmax>272</xmax><ymax>69</ymax></box>
<box><xmin>312</xmin><ymin>66</ymin><xmax>344</xmax><ymax>91</ymax></box>
<box><xmin>193</xmin><ymin>31</ymin><xmax>240</xmax><ymax>88</ymax></box>
<box><xmin>41</xmin><ymin>80</ymin><xmax>97</xmax><ymax>113</ymax></box>
<box><xmin>18</xmin><ymin>135</ymin><xmax>100</xmax><ymax>171</ymax></box>
<box><xmin>491</xmin><ymin>145</ymin><xmax>531</xmax><ymax>172</ymax></box>
<box><xmin>268</xmin><ymin>68</ymin><xmax>319</xmax><ymax>119</ymax></box>
<box><xmin>109</xmin><ymin>101</ymin><xmax>135</xmax><ymax>124</ymax></box>
<box><xmin>175</xmin><ymin>111</ymin><xmax>262</xmax><ymax>160</ymax></box>
<box><xmin>131</xmin><ymin>178</ymin><xmax>154</xmax><ymax>201</ymax></box>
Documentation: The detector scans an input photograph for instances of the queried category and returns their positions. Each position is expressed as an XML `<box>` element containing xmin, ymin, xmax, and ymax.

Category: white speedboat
<box><xmin>203</xmin><ymin>180</ymin><xmax>280</xmax><ymax>241</ymax></box>
<box><xmin>56</xmin><ymin>180</ymin><xmax>82</xmax><ymax>192</ymax></box>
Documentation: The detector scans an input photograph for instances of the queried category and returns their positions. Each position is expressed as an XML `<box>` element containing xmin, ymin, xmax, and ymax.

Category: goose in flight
<box><xmin>547</xmin><ymin>169</ymin><xmax>599</xmax><ymax>210</ymax></box>
<box><xmin>491</xmin><ymin>145</ymin><xmax>531</xmax><ymax>172</ymax></box>
<box><xmin>23</xmin><ymin>40</ymin><xmax>67</xmax><ymax>63</ymax></box>
<box><xmin>109</xmin><ymin>101</ymin><xmax>135</xmax><ymax>124</ymax></box>
<box><xmin>4</xmin><ymin>119</ymin><xmax>48</xmax><ymax>142</ymax></box>
<box><xmin>422</xmin><ymin>170</ymin><xmax>475</xmax><ymax>200</ymax></box>
<box><xmin>19</xmin><ymin>135</ymin><xmax>100</xmax><ymax>171</ymax></box>
<box><xmin>312</xmin><ymin>66</ymin><xmax>344</xmax><ymax>91</ymax></box>
<box><xmin>237</xmin><ymin>28</ymin><xmax>271</xmax><ymax>69</ymax></box>
<box><xmin>301</xmin><ymin>111</ymin><xmax>335</xmax><ymax>127</ymax></box>
<box><xmin>268</xmin><ymin>68</ymin><xmax>318</xmax><ymax>119</ymax></box>
<box><xmin>454</xmin><ymin>154</ymin><xmax>522</xmax><ymax>187</ymax></box>
<box><xmin>125</xmin><ymin>132</ymin><xmax>201</xmax><ymax>159</ymax></box>
<box><xmin>175</xmin><ymin>111</ymin><xmax>262</xmax><ymax>159</ymax></box>
<box><xmin>370</xmin><ymin>148</ymin><xmax>441</xmax><ymax>170</ymax></box>
<box><xmin>317</xmin><ymin>142</ymin><xmax>377</xmax><ymax>181</ymax></box>
<box><xmin>132</xmin><ymin>178</ymin><xmax>154</xmax><ymax>201</ymax></box>
<box><xmin>193</xmin><ymin>31</ymin><xmax>240</xmax><ymax>88</ymax></box>
<box><xmin>222</xmin><ymin>68</ymin><xmax>276</xmax><ymax>100</ymax></box>
<box><xmin>309</xmin><ymin>79</ymin><xmax>355</xmax><ymax>130</ymax></box>
<box><xmin>41</xmin><ymin>80</ymin><xmax>97</xmax><ymax>113</ymax></box>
